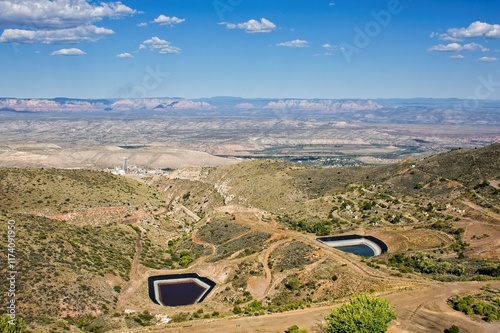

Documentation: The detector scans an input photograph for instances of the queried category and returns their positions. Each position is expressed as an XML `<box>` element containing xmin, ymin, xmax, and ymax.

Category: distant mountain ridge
<box><xmin>0</xmin><ymin>97</ymin><xmax>401</xmax><ymax>112</ymax></box>
<box><xmin>0</xmin><ymin>97</ymin><xmax>215</xmax><ymax>112</ymax></box>
<box><xmin>263</xmin><ymin>99</ymin><xmax>382</xmax><ymax>111</ymax></box>
<box><xmin>1</xmin><ymin>97</ymin><xmax>499</xmax><ymax>126</ymax></box>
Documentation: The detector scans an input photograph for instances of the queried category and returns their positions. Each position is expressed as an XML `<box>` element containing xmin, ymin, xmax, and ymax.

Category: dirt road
<box><xmin>386</xmin><ymin>281</ymin><xmax>500</xmax><ymax>333</ymax></box>
<box><xmin>117</xmin><ymin>281</ymin><xmax>499</xmax><ymax>333</ymax></box>
<box><xmin>114</xmin><ymin>204</ymin><xmax>500</xmax><ymax>333</ymax></box>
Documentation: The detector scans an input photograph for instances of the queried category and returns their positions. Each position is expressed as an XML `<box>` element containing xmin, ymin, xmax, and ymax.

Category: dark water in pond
<box><xmin>336</xmin><ymin>244</ymin><xmax>375</xmax><ymax>257</ymax></box>
<box><xmin>158</xmin><ymin>281</ymin><xmax>207</xmax><ymax>306</ymax></box>
<box><xmin>148</xmin><ymin>274</ymin><xmax>216</xmax><ymax>306</ymax></box>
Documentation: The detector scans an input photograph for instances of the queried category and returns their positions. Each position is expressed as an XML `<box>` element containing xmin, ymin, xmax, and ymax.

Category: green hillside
<box><xmin>0</xmin><ymin>168</ymin><xmax>164</xmax><ymax>216</ymax></box>
<box><xmin>0</xmin><ymin>144</ymin><xmax>498</xmax><ymax>333</ymax></box>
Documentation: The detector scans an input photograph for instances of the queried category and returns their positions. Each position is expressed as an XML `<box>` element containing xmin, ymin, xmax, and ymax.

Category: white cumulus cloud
<box><xmin>137</xmin><ymin>22</ymin><xmax>147</xmax><ymax>27</ymax></box>
<box><xmin>430</xmin><ymin>32</ymin><xmax>462</xmax><ymax>42</ymax></box>
<box><xmin>139</xmin><ymin>37</ymin><xmax>180</xmax><ymax>54</ymax></box>
<box><xmin>221</xmin><ymin>18</ymin><xmax>276</xmax><ymax>33</ymax></box>
<box><xmin>447</xmin><ymin>21</ymin><xmax>500</xmax><ymax>39</ymax></box>
<box><xmin>432</xmin><ymin>21</ymin><xmax>500</xmax><ymax>41</ymax></box>
<box><xmin>450</xmin><ymin>54</ymin><xmax>465</xmax><ymax>59</ymax></box>
<box><xmin>51</xmin><ymin>48</ymin><xmax>86</xmax><ymax>56</ymax></box>
<box><xmin>276</xmin><ymin>39</ymin><xmax>310</xmax><ymax>48</ymax></box>
<box><xmin>427</xmin><ymin>42</ymin><xmax>489</xmax><ymax>52</ymax></box>
<box><xmin>0</xmin><ymin>24</ymin><xmax>114</xmax><ymax>44</ymax></box>
<box><xmin>0</xmin><ymin>0</ymin><xmax>135</xmax><ymax>44</ymax></box>
<box><xmin>152</xmin><ymin>15</ymin><xmax>185</xmax><ymax>26</ymax></box>
<box><xmin>0</xmin><ymin>0</ymin><xmax>136</xmax><ymax>29</ymax></box>
<box><xmin>477</xmin><ymin>56</ymin><xmax>498</xmax><ymax>62</ymax></box>
<box><xmin>116</xmin><ymin>52</ymin><xmax>133</xmax><ymax>58</ymax></box>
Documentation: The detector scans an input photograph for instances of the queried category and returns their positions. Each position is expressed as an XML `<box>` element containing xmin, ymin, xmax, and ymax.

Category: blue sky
<box><xmin>0</xmin><ymin>0</ymin><xmax>499</xmax><ymax>99</ymax></box>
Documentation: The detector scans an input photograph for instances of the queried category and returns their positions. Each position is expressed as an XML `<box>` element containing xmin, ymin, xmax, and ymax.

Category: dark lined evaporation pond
<box><xmin>317</xmin><ymin>235</ymin><xmax>388</xmax><ymax>257</ymax></box>
<box><xmin>148</xmin><ymin>273</ymin><xmax>216</xmax><ymax>307</ymax></box>
<box><xmin>336</xmin><ymin>244</ymin><xmax>376</xmax><ymax>257</ymax></box>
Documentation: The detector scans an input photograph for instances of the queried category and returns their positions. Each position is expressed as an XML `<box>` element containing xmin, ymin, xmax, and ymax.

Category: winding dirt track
<box><xmin>114</xmin><ymin>204</ymin><xmax>500</xmax><ymax>333</ymax></box>
<box><xmin>191</xmin><ymin>229</ymin><xmax>216</xmax><ymax>258</ymax></box>
<box><xmin>116</xmin><ymin>227</ymin><xmax>144</xmax><ymax>309</ymax></box>
<box><xmin>461</xmin><ymin>199</ymin><xmax>500</xmax><ymax>222</ymax></box>
<box><xmin>247</xmin><ymin>237</ymin><xmax>292</xmax><ymax>300</ymax></box>
<box><xmin>117</xmin><ymin>281</ymin><xmax>500</xmax><ymax>333</ymax></box>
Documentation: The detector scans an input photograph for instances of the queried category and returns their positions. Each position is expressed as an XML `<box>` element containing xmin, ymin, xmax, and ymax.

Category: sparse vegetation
<box><xmin>386</xmin><ymin>252</ymin><xmax>500</xmax><ymax>280</ymax></box>
<box><xmin>448</xmin><ymin>287</ymin><xmax>500</xmax><ymax>322</ymax></box>
<box><xmin>141</xmin><ymin>234</ymin><xmax>206</xmax><ymax>269</ymax></box>
<box><xmin>208</xmin><ymin>231</ymin><xmax>270</xmax><ymax>262</ymax></box>
<box><xmin>0</xmin><ymin>315</ymin><xmax>27</xmax><ymax>333</ymax></box>
<box><xmin>66</xmin><ymin>315</ymin><xmax>105</xmax><ymax>333</ymax></box>
<box><xmin>0</xmin><ymin>143</ymin><xmax>498</xmax><ymax>333</ymax></box>
<box><xmin>269</xmin><ymin>242</ymin><xmax>318</xmax><ymax>272</ymax></box>
<box><xmin>197</xmin><ymin>218</ymin><xmax>250</xmax><ymax>245</ymax></box>
<box><xmin>131</xmin><ymin>311</ymin><xmax>155</xmax><ymax>326</ymax></box>
<box><xmin>0</xmin><ymin>168</ymin><xmax>164</xmax><ymax>215</ymax></box>
<box><xmin>278</xmin><ymin>214</ymin><xmax>340</xmax><ymax>236</ymax></box>
<box><xmin>285</xmin><ymin>325</ymin><xmax>309</xmax><ymax>333</ymax></box>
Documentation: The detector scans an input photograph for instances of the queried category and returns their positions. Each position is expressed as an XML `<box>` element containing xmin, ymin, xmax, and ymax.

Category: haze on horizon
<box><xmin>0</xmin><ymin>0</ymin><xmax>500</xmax><ymax>100</ymax></box>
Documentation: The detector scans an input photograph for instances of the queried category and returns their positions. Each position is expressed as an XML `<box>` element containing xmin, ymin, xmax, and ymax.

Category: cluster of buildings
<box><xmin>104</xmin><ymin>157</ymin><xmax>167</xmax><ymax>176</ymax></box>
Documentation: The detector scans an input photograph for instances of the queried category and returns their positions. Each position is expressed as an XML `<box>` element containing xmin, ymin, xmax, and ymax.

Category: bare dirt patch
<box><xmin>46</xmin><ymin>206</ymin><xmax>126</xmax><ymax>221</ymax></box>
<box><xmin>386</xmin><ymin>281</ymin><xmax>500</xmax><ymax>333</ymax></box>
<box><xmin>0</xmin><ymin>145</ymin><xmax>239</xmax><ymax>169</ymax></box>
<box><xmin>363</xmin><ymin>227</ymin><xmax>454</xmax><ymax>253</ymax></box>
<box><xmin>489</xmin><ymin>179</ymin><xmax>500</xmax><ymax>189</ymax></box>
<box><xmin>457</xmin><ymin>218</ymin><xmax>500</xmax><ymax>259</ymax></box>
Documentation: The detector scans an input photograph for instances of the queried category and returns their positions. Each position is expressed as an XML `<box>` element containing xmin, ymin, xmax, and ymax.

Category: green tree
<box><xmin>285</xmin><ymin>277</ymin><xmax>301</xmax><ymax>290</ymax></box>
<box><xmin>232</xmin><ymin>304</ymin><xmax>242</xmax><ymax>314</ymax></box>
<box><xmin>324</xmin><ymin>294</ymin><xmax>397</xmax><ymax>333</ymax></box>
<box><xmin>444</xmin><ymin>325</ymin><xmax>460</xmax><ymax>333</ymax></box>
<box><xmin>285</xmin><ymin>325</ymin><xmax>309</xmax><ymax>333</ymax></box>
<box><xmin>178</xmin><ymin>250</ymin><xmax>193</xmax><ymax>267</ymax></box>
